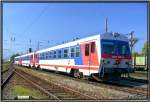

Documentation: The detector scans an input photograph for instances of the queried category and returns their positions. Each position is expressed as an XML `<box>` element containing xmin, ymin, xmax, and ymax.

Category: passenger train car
<box><xmin>14</xmin><ymin>32</ymin><xmax>134</xmax><ymax>80</ymax></box>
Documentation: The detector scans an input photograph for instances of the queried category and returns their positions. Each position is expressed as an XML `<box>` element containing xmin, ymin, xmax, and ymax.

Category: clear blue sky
<box><xmin>3</xmin><ymin>3</ymin><xmax>147</xmax><ymax>60</ymax></box>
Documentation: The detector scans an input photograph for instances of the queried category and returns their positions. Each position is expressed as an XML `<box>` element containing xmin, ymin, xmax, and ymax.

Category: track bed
<box><xmin>15</xmin><ymin>65</ymin><xmax>148</xmax><ymax>99</ymax></box>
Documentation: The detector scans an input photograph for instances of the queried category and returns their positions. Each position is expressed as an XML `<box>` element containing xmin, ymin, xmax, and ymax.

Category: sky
<box><xmin>3</xmin><ymin>3</ymin><xmax>147</xmax><ymax>60</ymax></box>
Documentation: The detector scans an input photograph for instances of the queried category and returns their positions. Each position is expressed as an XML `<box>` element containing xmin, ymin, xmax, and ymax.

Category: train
<box><xmin>14</xmin><ymin>32</ymin><xmax>134</xmax><ymax>81</ymax></box>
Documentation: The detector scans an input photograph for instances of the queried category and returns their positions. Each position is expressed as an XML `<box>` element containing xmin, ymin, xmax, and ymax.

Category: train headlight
<box><xmin>107</xmin><ymin>61</ymin><xmax>110</xmax><ymax>64</ymax></box>
<box><xmin>125</xmin><ymin>61</ymin><xmax>132</xmax><ymax>65</ymax></box>
<box><xmin>101</xmin><ymin>60</ymin><xmax>109</xmax><ymax>65</ymax></box>
<box><xmin>101</xmin><ymin>60</ymin><xmax>106</xmax><ymax>65</ymax></box>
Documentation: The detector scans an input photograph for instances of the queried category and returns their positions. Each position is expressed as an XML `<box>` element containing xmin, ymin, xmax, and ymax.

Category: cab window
<box><xmin>85</xmin><ymin>44</ymin><xmax>89</xmax><ymax>56</ymax></box>
<box><xmin>91</xmin><ymin>42</ymin><xmax>95</xmax><ymax>53</ymax></box>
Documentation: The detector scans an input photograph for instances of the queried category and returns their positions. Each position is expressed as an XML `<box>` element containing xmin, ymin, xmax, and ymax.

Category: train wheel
<box><xmin>37</xmin><ymin>65</ymin><xmax>40</xmax><ymax>70</ymax></box>
<box><xmin>73</xmin><ymin>69</ymin><xmax>82</xmax><ymax>79</ymax></box>
<box><xmin>79</xmin><ymin>72</ymin><xmax>83</xmax><ymax>79</ymax></box>
<box><xmin>28</xmin><ymin>65</ymin><xmax>31</xmax><ymax>68</ymax></box>
<box><xmin>73</xmin><ymin>70</ymin><xmax>79</xmax><ymax>78</ymax></box>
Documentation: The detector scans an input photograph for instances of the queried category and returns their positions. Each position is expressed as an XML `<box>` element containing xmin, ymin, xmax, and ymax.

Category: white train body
<box><xmin>14</xmin><ymin>32</ymin><xmax>134</xmax><ymax>77</ymax></box>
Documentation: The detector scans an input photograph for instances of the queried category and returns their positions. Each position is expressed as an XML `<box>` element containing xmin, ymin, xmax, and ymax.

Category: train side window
<box><xmin>64</xmin><ymin>48</ymin><xmax>68</xmax><ymax>58</ymax></box>
<box><xmin>85</xmin><ymin>44</ymin><xmax>89</xmax><ymax>56</ymax></box>
<box><xmin>76</xmin><ymin>46</ymin><xmax>80</xmax><ymax>57</ymax></box>
<box><xmin>44</xmin><ymin>53</ymin><xmax>46</xmax><ymax>59</ymax></box>
<box><xmin>35</xmin><ymin>55</ymin><xmax>37</xmax><ymax>60</ymax></box>
<box><xmin>40</xmin><ymin>53</ymin><xmax>42</xmax><ymax>59</ymax></box>
<box><xmin>54</xmin><ymin>51</ymin><xmax>56</xmax><ymax>58</ymax></box>
<box><xmin>91</xmin><ymin>42</ymin><xmax>95</xmax><ymax>53</ymax></box>
<box><xmin>42</xmin><ymin>53</ymin><xmax>45</xmax><ymax>60</ymax></box>
<box><xmin>39</xmin><ymin>54</ymin><xmax>41</xmax><ymax>59</ymax></box>
<box><xmin>58</xmin><ymin>50</ymin><xmax>61</xmax><ymax>58</ymax></box>
<box><xmin>50</xmin><ymin>51</ymin><xmax>52</xmax><ymax>59</ymax></box>
<box><xmin>46</xmin><ymin>52</ymin><xmax>48</xmax><ymax>59</ymax></box>
<box><xmin>70</xmin><ymin>47</ymin><xmax>74</xmax><ymax>58</ymax></box>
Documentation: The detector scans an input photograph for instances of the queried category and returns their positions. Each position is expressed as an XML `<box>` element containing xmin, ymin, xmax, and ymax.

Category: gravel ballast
<box><xmin>15</xmin><ymin>66</ymin><xmax>132</xmax><ymax>99</ymax></box>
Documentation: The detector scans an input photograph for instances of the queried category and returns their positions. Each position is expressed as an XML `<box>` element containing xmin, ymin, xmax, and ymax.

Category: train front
<box><xmin>99</xmin><ymin>32</ymin><xmax>134</xmax><ymax>79</ymax></box>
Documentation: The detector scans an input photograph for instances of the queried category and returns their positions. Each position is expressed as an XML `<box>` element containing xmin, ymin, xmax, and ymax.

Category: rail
<box><xmin>2</xmin><ymin>64</ymin><xmax>15</xmax><ymax>88</ymax></box>
<box><xmin>15</xmin><ymin>69</ymin><xmax>97</xmax><ymax>100</ymax></box>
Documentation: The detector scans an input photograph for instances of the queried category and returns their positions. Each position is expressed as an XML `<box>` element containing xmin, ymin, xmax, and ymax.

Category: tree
<box><xmin>132</xmin><ymin>52</ymin><xmax>140</xmax><ymax>57</ymax></box>
<box><xmin>128</xmin><ymin>31</ymin><xmax>139</xmax><ymax>55</ymax></box>
<box><xmin>10</xmin><ymin>53</ymin><xmax>20</xmax><ymax>62</ymax></box>
<box><xmin>142</xmin><ymin>41</ymin><xmax>149</xmax><ymax>56</ymax></box>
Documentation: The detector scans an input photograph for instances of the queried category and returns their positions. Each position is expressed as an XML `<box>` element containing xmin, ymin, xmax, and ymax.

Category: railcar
<box><xmin>14</xmin><ymin>32</ymin><xmax>134</xmax><ymax>80</ymax></box>
<box><xmin>14</xmin><ymin>52</ymin><xmax>34</xmax><ymax>67</ymax></box>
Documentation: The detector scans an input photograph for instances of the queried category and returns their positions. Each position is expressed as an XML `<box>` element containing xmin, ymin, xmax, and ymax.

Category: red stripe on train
<box><xmin>21</xmin><ymin>63</ymin><xmax>99</xmax><ymax>71</ymax></box>
<box><xmin>101</xmin><ymin>54</ymin><xmax>131</xmax><ymax>60</ymax></box>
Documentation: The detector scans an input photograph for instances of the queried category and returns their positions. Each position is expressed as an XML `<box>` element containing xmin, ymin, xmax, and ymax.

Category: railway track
<box><xmin>15</xmin><ymin>69</ymin><xmax>97</xmax><ymax>100</ymax></box>
<box><xmin>15</xmin><ymin>66</ymin><xmax>148</xmax><ymax>99</ymax></box>
<box><xmin>121</xmin><ymin>77</ymin><xmax>148</xmax><ymax>83</ymax></box>
<box><xmin>2</xmin><ymin>64</ymin><xmax>15</xmax><ymax>88</ymax></box>
<box><xmin>40</xmin><ymin>68</ymin><xmax>148</xmax><ymax>97</ymax></box>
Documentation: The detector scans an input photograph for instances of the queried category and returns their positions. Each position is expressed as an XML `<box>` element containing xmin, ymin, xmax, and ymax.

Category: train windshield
<box><xmin>101</xmin><ymin>40</ymin><xmax>130</xmax><ymax>55</ymax></box>
<box><xmin>118</xmin><ymin>42</ymin><xmax>130</xmax><ymax>55</ymax></box>
<box><xmin>102</xmin><ymin>42</ymin><xmax>116</xmax><ymax>54</ymax></box>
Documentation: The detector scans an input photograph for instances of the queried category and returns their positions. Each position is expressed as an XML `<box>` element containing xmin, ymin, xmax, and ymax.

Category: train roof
<box><xmin>15</xmin><ymin>52</ymin><xmax>34</xmax><ymax>58</ymax></box>
<box><xmin>36</xmin><ymin>34</ymin><xmax>100</xmax><ymax>54</ymax></box>
<box><xmin>36</xmin><ymin>32</ymin><xmax>128</xmax><ymax>54</ymax></box>
<box><xmin>14</xmin><ymin>32</ymin><xmax>129</xmax><ymax>57</ymax></box>
<box><xmin>101</xmin><ymin>32</ymin><xmax>128</xmax><ymax>41</ymax></box>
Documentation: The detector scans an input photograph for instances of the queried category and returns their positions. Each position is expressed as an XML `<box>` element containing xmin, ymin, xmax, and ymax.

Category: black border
<box><xmin>1</xmin><ymin>0</ymin><xmax>149</xmax><ymax>102</ymax></box>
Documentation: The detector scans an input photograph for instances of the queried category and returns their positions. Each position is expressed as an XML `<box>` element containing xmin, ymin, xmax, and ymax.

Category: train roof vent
<box><xmin>112</xmin><ymin>32</ymin><xmax>120</xmax><ymax>37</ymax></box>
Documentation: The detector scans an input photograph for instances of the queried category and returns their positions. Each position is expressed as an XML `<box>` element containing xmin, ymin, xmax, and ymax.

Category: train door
<box><xmin>34</xmin><ymin>53</ymin><xmax>39</xmax><ymax>66</ymax></box>
<box><xmin>81</xmin><ymin>41</ymin><xmax>98</xmax><ymax>75</ymax></box>
<box><xmin>30</xmin><ymin>54</ymin><xmax>35</xmax><ymax>66</ymax></box>
<box><xmin>30</xmin><ymin>55</ymin><xmax>33</xmax><ymax>66</ymax></box>
<box><xmin>19</xmin><ymin>58</ymin><xmax>22</xmax><ymax>65</ymax></box>
<box><xmin>81</xmin><ymin>42</ymin><xmax>90</xmax><ymax>74</ymax></box>
<box><xmin>90</xmin><ymin>42</ymin><xmax>99</xmax><ymax>66</ymax></box>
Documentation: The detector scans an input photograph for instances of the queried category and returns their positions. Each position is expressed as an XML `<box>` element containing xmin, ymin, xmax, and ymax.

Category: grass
<box><xmin>135</xmin><ymin>70</ymin><xmax>148</xmax><ymax>74</ymax></box>
<box><xmin>2</xmin><ymin>62</ymin><xmax>11</xmax><ymax>72</ymax></box>
<box><xmin>131</xmin><ymin>70</ymin><xmax>148</xmax><ymax>78</ymax></box>
<box><xmin>13</xmin><ymin>85</ymin><xmax>49</xmax><ymax>99</ymax></box>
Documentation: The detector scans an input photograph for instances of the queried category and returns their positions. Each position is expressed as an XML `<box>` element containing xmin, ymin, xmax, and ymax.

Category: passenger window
<box><xmin>54</xmin><ymin>51</ymin><xmax>56</xmax><ymax>58</ymax></box>
<box><xmin>42</xmin><ymin>53</ymin><xmax>45</xmax><ymax>59</ymax></box>
<box><xmin>50</xmin><ymin>51</ymin><xmax>52</xmax><ymax>58</ymax></box>
<box><xmin>76</xmin><ymin>46</ymin><xmax>80</xmax><ymax>57</ymax></box>
<box><xmin>64</xmin><ymin>49</ymin><xmax>68</xmax><ymax>58</ymax></box>
<box><xmin>39</xmin><ymin>54</ymin><xmax>41</xmax><ymax>59</ymax></box>
<box><xmin>91</xmin><ymin>42</ymin><xmax>95</xmax><ymax>53</ymax></box>
<box><xmin>70</xmin><ymin>48</ymin><xmax>74</xmax><ymax>58</ymax></box>
<box><xmin>85</xmin><ymin>44</ymin><xmax>89</xmax><ymax>56</ymax></box>
<box><xmin>58</xmin><ymin>50</ymin><xmax>61</xmax><ymax>58</ymax></box>
<box><xmin>46</xmin><ymin>52</ymin><xmax>48</xmax><ymax>59</ymax></box>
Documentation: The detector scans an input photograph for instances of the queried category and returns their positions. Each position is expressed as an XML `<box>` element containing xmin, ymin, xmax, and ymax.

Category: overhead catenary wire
<box><xmin>20</xmin><ymin>5</ymin><xmax>49</xmax><ymax>36</ymax></box>
<box><xmin>4</xmin><ymin>4</ymin><xmax>50</xmax><ymax>53</ymax></box>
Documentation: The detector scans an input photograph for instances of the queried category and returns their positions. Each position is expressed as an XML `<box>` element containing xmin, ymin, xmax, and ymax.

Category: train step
<box><xmin>91</xmin><ymin>73</ymin><xmax>102</xmax><ymax>82</ymax></box>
